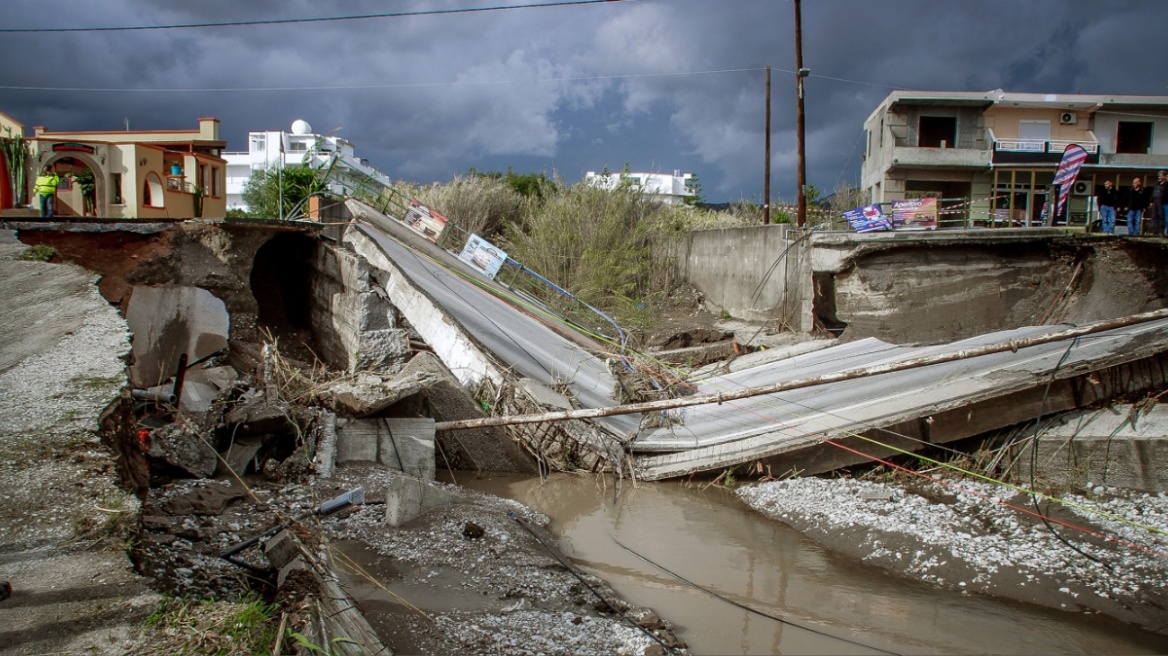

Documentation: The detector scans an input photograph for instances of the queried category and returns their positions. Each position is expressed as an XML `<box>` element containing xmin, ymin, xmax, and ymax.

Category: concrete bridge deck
<box><xmin>348</xmin><ymin>203</ymin><xmax>1168</xmax><ymax>480</ymax></box>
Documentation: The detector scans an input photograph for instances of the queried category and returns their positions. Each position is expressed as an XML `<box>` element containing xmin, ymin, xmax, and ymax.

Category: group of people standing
<box><xmin>1096</xmin><ymin>171</ymin><xmax>1168</xmax><ymax>236</ymax></box>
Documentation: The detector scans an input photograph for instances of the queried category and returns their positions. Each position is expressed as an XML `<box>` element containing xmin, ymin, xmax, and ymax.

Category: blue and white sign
<box><xmin>458</xmin><ymin>234</ymin><xmax>508</xmax><ymax>278</ymax></box>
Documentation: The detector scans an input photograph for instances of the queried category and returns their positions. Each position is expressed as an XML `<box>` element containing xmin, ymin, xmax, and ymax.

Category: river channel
<box><xmin>449</xmin><ymin>472</ymin><xmax>1168</xmax><ymax>656</ymax></box>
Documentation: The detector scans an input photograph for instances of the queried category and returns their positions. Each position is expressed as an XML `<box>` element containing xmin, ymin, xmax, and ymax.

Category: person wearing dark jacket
<box><xmin>1122</xmin><ymin>176</ymin><xmax>1150</xmax><ymax>235</ymax></box>
<box><xmin>1151</xmin><ymin>170</ymin><xmax>1168</xmax><ymax>237</ymax></box>
<box><xmin>1097</xmin><ymin>179</ymin><xmax>1119</xmax><ymax>234</ymax></box>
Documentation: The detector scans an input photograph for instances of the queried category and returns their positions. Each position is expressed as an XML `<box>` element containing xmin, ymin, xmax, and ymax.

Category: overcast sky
<box><xmin>2</xmin><ymin>0</ymin><xmax>1165</xmax><ymax>203</ymax></box>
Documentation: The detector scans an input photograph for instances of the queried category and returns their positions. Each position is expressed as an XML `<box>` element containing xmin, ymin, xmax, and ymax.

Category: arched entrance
<box><xmin>38</xmin><ymin>148</ymin><xmax>106</xmax><ymax>217</ymax></box>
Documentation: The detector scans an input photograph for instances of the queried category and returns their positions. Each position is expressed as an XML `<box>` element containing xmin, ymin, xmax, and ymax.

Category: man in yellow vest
<box><xmin>33</xmin><ymin>165</ymin><xmax>60</xmax><ymax>217</ymax></box>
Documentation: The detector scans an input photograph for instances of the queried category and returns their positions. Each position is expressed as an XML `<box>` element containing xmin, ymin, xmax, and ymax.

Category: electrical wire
<box><xmin>0</xmin><ymin>0</ymin><xmax>638</xmax><ymax>34</ymax></box>
<box><xmin>610</xmin><ymin>536</ymin><xmax>900</xmax><ymax>655</ymax></box>
<box><xmin>0</xmin><ymin>67</ymin><xmax>768</xmax><ymax>94</ymax></box>
<box><xmin>506</xmin><ymin>511</ymin><xmax>682</xmax><ymax>655</ymax></box>
<box><xmin>1027</xmin><ymin>335</ymin><xmax>1116</xmax><ymax>568</ymax></box>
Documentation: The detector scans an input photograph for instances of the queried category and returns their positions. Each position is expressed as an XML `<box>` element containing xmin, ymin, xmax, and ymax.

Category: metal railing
<box><xmin>337</xmin><ymin>175</ymin><xmax>629</xmax><ymax>346</ymax></box>
<box><xmin>815</xmin><ymin>198</ymin><xmax>1099</xmax><ymax>232</ymax></box>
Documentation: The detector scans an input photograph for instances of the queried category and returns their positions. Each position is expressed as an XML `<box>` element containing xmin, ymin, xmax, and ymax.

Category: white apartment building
<box><xmin>584</xmin><ymin>169</ymin><xmax>696</xmax><ymax>205</ymax></box>
<box><xmin>223</xmin><ymin>119</ymin><xmax>392</xmax><ymax>212</ymax></box>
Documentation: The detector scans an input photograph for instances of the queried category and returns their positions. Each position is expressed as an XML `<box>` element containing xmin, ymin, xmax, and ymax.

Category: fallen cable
<box><xmin>610</xmin><ymin>536</ymin><xmax>901</xmax><ymax>656</ymax></box>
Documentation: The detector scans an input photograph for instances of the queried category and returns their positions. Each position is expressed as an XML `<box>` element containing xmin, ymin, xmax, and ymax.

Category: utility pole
<box><xmin>278</xmin><ymin>132</ymin><xmax>285</xmax><ymax>221</ymax></box>
<box><xmin>794</xmin><ymin>0</ymin><xmax>808</xmax><ymax>229</ymax></box>
<box><xmin>764</xmin><ymin>65</ymin><xmax>771</xmax><ymax>225</ymax></box>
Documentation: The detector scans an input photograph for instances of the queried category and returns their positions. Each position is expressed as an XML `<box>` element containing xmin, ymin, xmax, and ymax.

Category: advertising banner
<box><xmin>891</xmin><ymin>197</ymin><xmax>938</xmax><ymax>230</ymax></box>
<box><xmin>1052</xmin><ymin>144</ymin><xmax>1088</xmax><ymax>219</ymax></box>
<box><xmin>842</xmin><ymin>205</ymin><xmax>893</xmax><ymax>233</ymax></box>
<box><xmin>402</xmin><ymin>200</ymin><xmax>448</xmax><ymax>242</ymax></box>
<box><xmin>458</xmin><ymin>234</ymin><xmax>508</xmax><ymax>279</ymax></box>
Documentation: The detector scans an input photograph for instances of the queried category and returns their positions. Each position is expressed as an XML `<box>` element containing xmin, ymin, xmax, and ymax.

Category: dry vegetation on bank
<box><xmin>391</xmin><ymin>173</ymin><xmax>859</xmax><ymax>327</ymax></box>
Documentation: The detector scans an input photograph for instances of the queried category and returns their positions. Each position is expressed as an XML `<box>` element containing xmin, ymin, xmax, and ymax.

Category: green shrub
<box><xmin>17</xmin><ymin>244</ymin><xmax>56</xmax><ymax>262</ymax></box>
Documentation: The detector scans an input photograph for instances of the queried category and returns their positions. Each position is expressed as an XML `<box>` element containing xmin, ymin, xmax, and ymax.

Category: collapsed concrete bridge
<box><xmin>9</xmin><ymin>203</ymin><xmax>1168</xmax><ymax>488</ymax></box>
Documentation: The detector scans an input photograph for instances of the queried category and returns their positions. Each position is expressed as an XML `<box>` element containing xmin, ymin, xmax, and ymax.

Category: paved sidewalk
<box><xmin>0</xmin><ymin>231</ymin><xmax>161</xmax><ymax>655</ymax></box>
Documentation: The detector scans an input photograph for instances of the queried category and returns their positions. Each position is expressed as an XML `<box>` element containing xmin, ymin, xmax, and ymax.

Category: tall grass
<box><xmin>394</xmin><ymin>174</ymin><xmax>527</xmax><ymax>240</ymax></box>
<box><xmin>389</xmin><ymin>173</ymin><xmax>857</xmax><ymax>328</ymax></box>
<box><xmin>505</xmin><ymin>183</ymin><xmax>657</xmax><ymax>324</ymax></box>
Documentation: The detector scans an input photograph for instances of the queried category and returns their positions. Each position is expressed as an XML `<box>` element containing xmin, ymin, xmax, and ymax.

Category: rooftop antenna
<box><xmin>124</xmin><ymin>117</ymin><xmax>130</xmax><ymax>131</ymax></box>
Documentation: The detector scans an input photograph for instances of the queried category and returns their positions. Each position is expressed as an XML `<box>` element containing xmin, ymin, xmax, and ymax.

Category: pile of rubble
<box><xmin>111</xmin><ymin>323</ymin><xmax>684</xmax><ymax>654</ymax></box>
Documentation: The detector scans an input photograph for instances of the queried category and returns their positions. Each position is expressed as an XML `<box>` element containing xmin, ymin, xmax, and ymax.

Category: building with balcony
<box><xmin>223</xmin><ymin>119</ymin><xmax>393</xmax><ymax>214</ymax></box>
<box><xmin>17</xmin><ymin>116</ymin><xmax>228</xmax><ymax>220</ymax></box>
<box><xmin>860</xmin><ymin>90</ymin><xmax>1168</xmax><ymax>228</ymax></box>
<box><xmin>584</xmin><ymin>169</ymin><xmax>697</xmax><ymax>206</ymax></box>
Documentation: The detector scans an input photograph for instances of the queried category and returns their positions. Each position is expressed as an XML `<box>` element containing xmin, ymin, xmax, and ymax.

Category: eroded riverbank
<box><xmin>455</xmin><ymin>472</ymin><xmax>1168</xmax><ymax>656</ymax></box>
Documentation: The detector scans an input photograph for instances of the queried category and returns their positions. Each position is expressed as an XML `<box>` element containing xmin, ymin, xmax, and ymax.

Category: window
<box><xmin>918</xmin><ymin>116</ymin><xmax>957</xmax><ymax>148</ymax></box>
<box><xmin>112</xmin><ymin>173</ymin><xmax>123</xmax><ymax>204</ymax></box>
<box><xmin>1018</xmin><ymin>120</ymin><xmax>1051</xmax><ymax>141</ymax></box>
<box><xmin>250</xmin><ymin>135</ymin><xmax>265</xmax><ymax>152</ymax></box>
<box><xmin>144</xmin><ymin>173</ymin><xmax>164</xmax><ymax>208</ymax></box>
<box><xmin>288</xmin><ymin>140</ymin><xmax>309</xmax><ymax>152</ymax></box>
<box><xmin>1116</xmin><ymin>121</ymin><xmax>1153</xmax><ymax>154</ymax></box>
<box><xmin>212</xmin><ymin>167</ymin><xmax>221</xmax><ymax>197</ymax></box>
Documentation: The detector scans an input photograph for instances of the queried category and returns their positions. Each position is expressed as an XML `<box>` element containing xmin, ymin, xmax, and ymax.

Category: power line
<box><xmin>0</xmin><ymin>0</ymin><xmax>636</xmax><ymax>34</ymax></box>
<box><xmin>0</xmin><ymin>67</ymin><xmax>766</xmax><ymax>94</ymax></box>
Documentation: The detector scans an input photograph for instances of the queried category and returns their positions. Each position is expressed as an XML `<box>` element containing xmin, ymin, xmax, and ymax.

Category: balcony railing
<box><xmin>994</xmin><ymin>138</ymin><xmax>1099</xmax><ymax>154</ymax></box>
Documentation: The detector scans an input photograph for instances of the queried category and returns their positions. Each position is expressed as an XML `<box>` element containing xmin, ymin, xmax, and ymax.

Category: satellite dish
<box><xmin>291</xmin><ymin>119</ymin><xmax>312</xmax><ymax>135</ymax></box>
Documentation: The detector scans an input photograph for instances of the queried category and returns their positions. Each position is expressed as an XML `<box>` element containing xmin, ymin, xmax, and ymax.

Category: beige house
<box><xmin>860</xmin><ymin>91</ymin><xmax>1168</xmax><ymax>228</ymax></box>
<box><xmin>21</xmin><ymin>116</ymin><xmax>227</xmax><ymax>219</ymax></box>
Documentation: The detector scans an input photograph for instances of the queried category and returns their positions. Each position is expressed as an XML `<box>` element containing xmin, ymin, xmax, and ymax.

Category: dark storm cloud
<box><xmin>1</xmin><ymin>0</ymin><xmax>1163</xmax><ymax>202</ymax></box>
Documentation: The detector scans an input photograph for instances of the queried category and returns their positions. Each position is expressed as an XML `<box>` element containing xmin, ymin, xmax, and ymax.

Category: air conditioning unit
<box><xmin>1072</xmin><ymin>180</ymin><xmax>1092</xmax><ymax>196</ymax></box>
<box><xmin>1059</xmin><ymin>112</ymin><xmax>1077</xmax><ymax>125</ymax></box>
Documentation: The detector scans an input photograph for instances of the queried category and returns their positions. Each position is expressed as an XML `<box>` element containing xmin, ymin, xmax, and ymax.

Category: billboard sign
<box><xmin>891</xmin><ymin>197</ymin><xmax>938</xmax><ymax>230</ymax></box>
<box><xmin>458</xmin><ymin>234</ymin><xmax>508</xmax><ymax>279</ymax></box>
<box><xmin>401</xmin><ymin>200</ymin><xmax>448</xmax><ymax>242</ymax></box>
<box><xmin>842</xmin><ymin>205</ymin><xmax>893</xmax><ymax>233</ymax></box>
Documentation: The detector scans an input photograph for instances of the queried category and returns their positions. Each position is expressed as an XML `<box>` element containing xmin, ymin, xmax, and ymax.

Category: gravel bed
<box><xmin>738</xmin><ymin>475</ymin><xmax>1168</xmax><ymax>633</ymax></box>
<box><xmin>325</xmin><ymin>465</ymin><xmax>685</xmax><ymax>656</ymax></box>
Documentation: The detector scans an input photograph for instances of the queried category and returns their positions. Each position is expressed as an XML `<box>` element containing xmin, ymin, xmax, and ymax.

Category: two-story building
<box><xmin>223</xmin><ymin>119</ymin><xmax>393</xmax><ymax>213</ymax></box>
<box><xmin>16</xmin><ymin>116</ymin><xmax>228</xmax><ymax>220</ymax></box>
<box><xmin>860</xmin><ymin>90</ymin><xmax>1168</xmax><ymax>229</ymax></box>
<box><xmin>584</xmin><ymin>169</ymin><xmax>697</xmax><ymax>206</ymax></box>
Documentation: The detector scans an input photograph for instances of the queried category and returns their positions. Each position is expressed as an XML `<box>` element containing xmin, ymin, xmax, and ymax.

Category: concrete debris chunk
<box><xmin>224</xmin><ymin>389</ymin><xmax>293</xmax><ymax>435</ymax></box>
<box><xmin>125</xmin><ymin>285</ymin><xmax>230</xmax><ymax>388</ymax></box>
<box><xmin>145</xmin><ymin>422</ymin><xmax>218</xmax><ymax>478</ymax></box>
<box><xmin>400</xmin><ymin>352</ymin><xmax>536</xmax><ymax>473</ymax></box>
<box><xmin>335</xmin><ymin>417</ymin><xmax>436</xmax><ymax>480</ymax></box>
<box><xmin>218</xmin><ymin>434</ymin><xmax>264</xmax><ymax>476</ymax></box>
<box><xmin>318</xmin><ymin>370</ymin><xmax>436</xmax><ymax>416</ymax></box>
<box><xmin>384</xmin><ymin>476</ymin><xmax>462</xmax><ymax>527</ymax></box>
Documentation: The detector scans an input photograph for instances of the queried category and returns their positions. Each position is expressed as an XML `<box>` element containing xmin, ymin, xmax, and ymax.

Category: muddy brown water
<box><xmin>446</xmin><ymin>472</ymin><xmax>1168</xmax><ymax>656</ymax></box>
